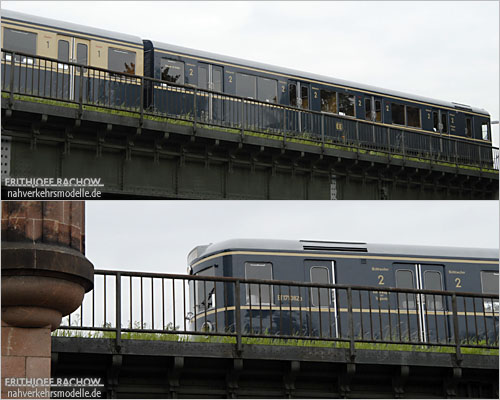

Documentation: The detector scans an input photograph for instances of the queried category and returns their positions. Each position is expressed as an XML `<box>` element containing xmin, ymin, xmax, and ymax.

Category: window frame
<box><xmin>423</xmin><ymin>270</ymin><xmax>444</xmax><ymax>311</ymax></box>
<box><xmin>309</xmin><ymin>266</ymin><xmax>331</xmax><ymax>307</ymax></box>
<box><xmin>3</xmin><ymin>27</ymin><xmax>37</xmax><ymax>64</ymax></box>
<box><xmin>391</xmin><ymin>102</ymin><xmax>406</xmax><ymax>126</ymax></box>
<box><xmin>395</xmin><ymin>269</ymin><xmax>416</xmax><ymax>310</ymax></box>
<box><xmin>108</xmin><ymin>47</ymin><xmax>136</xmax><ymax>75</ymax></box>
<box><xmin>160</xmin><ymin>57</ymin><xmax>184</xmax><ymax>84</ymax></box>
<box><xmin>245</xmin><ymin>262</ymin><xmax>274</xmax><ymax>305</ymax></box>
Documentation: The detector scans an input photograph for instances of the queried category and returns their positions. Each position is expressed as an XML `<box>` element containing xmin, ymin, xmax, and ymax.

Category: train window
<box><xmin>338</xmin><ymin>93</ymin><xmax>355</xmax><ymax>117</ymax></box>
<box><xmin>391</xmin><ymin>103</ymin><xmax>405</xmax><ymax>125</ymax></box>
<box><xmin>441</xmin><ymin>113</ymin><xmax>448</xmax><ymax>133</ymax></box>
<box><xmin>160</xmin><ymin>58</ymin><xmax>183</xmax><ymax>84</ymax></box>
<box><xmin>423</xmin><ymin>271</ymin><xmax>443</xmax><ymax>311</ymax></box>
<box><xmin>321</xmin><ymin>90</ymin><xmax>337</xmax><ymax>113</ymax></box>
<box><xmin>481</xmin><ymin>271</ymin><xmax>499</xmax><ymax>313</ymax></box>
<box><xmin>433</xmin><ymin>111</ymin><xmax>439</xmax><ymax>132</ymax></box>
<box><xmin>257</xmin><ymin>77</ymin><xmax>277</xmax><ymax>103</ymax></box>
<box><xmin>245</xmin><ymin>262</ymin><xmax>273</xmax><ymax>305</ymax></box>
<box><xmin>198</xmin><ymin>65</ymin><xmax>208</xmax><ymax>89</ymax></box>
<box><xmin>289</xmin><ymin>83</ymin><xmax>297</xmax><ymax>107</ymax></box>
<box><xmin>395</xmin><ymin>269</ymin><xmax>416</xmax><ymax>309</ymax></box>
<box><xmin>465</xmin><ymin>117</ymin><xmax>472</xmax><ymax>137</ymax></box>
<box><xmin>213</xmin><ymin>67</ymin><xmax>222</xmax><ymax>92</ymax></box>
<box><xmin>310</xmin><ymin>266</ymin><xmax>330</xmax><ymax>307</ymax></box>
<box><xmin>109</xmin><ymin>48</ymin><xmax>136</xmax><ymax>74</ymax></box>
<box><xmin>58</xmin><ymin>40</ymin><xmax>69</xmax><ymax>63</ymax></box>
<box><xmin>375</xmin><ymin>100</ymin><xmax>382</xmax><ymax>122</ymax></box>
<box><xmin>236</xmin><ymin>73</ymin><xmax>256</xmax><ymax>99</ymax></box>
<box><xmin>3</xmin><ymin>28</ymin><xmax>37</xmax><ymax>63</ymax></box>
<box><xmin>481</xmin><ymin>123</ymin><xmax>489</xmax><ymax>140</ymax></box>
<box><xmin>301</xmin><ymin>85</ymin><xmax>309</xmax><ymax>109</ymax></box>
<box><xmin>406</xmin><ymin>106</ymin><xmax>421</xmax><ymax>128</ymax></box>
<box><xmin>194</xmin><ymin>266</ymin><xmax>215</xmax><ymax>313</ymax></box>
<box><xmin>76</xmin><ymin>43</ymin><xmax>88</xmax><ymax>65</ymax></box>
<box><xmin>364</xmin><ymin>98</ymin><xmax>372</xmax><ymax>120</ymax></box>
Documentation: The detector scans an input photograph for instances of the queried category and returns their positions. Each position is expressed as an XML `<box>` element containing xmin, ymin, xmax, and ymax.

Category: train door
<box><xmin>305</xmin><ymin>260</ymin><xmax>338</xmax><ymax>338</ymax></box>
<box><xmin>56</xmin><ymin>35</ymin><xmax>89</xmax><ymax>100</ymax></box>
<box><xmin>395</xmin><ymin>264</ymin><xmax>446</xmax><ymax>343</ymax></box>
<box><xmin>289</xmin><ymin>81</ymin><xmax>310</xmax><ymax>132</ymax></box>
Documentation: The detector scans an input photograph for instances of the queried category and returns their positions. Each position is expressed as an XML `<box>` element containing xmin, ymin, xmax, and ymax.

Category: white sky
<box><xmin>85</xmin><ymin>201</ymin><xmax>499</xmax><ymax>275</ymax></box>
<box><xmin>2</xmin><ymin>1</ymin><xmax>499</xmax><ymax>145</ymax></box>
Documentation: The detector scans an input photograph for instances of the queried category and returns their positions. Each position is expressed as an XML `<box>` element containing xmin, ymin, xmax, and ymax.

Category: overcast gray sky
<box><xmin>85</xmin><ymin>201</ymin><xmax>499</xmax><ymax>275</ymax></box>
<box><xmin>2</xmin><ymin>1</ymin><xmax>499</xmax><ymax>144</ymax></box>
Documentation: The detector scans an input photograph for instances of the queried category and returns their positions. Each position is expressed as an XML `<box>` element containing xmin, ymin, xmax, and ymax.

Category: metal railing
<box><xmin>57</xmin><ymin>270</ymin><xmax>499</xmax><ymax>358</ymax></box>
<box><xmin>2</xmin><ymin>49</ymin><xmax>499</xmax><ymax>171</ymax></box>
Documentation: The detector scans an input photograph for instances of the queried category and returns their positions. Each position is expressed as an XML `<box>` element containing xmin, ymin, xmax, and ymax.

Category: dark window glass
<box><xmin>245</xmin><ymin>262</ymin><xmax>273</xmax><ymax>305</ymax></box>
<box><xmin>441</xmin><ymin>113</ymin><xmax>448</xmax><ymax>133</ymax></box>
<box><xmin>161</xmin><ymin>58</ymin><xmax>183</xmax><ymax>84</ymax></box>
<box><xmin>108</xmin><ymin>48</ymin><xmax>136</xmax><ymax>74</ymax></box>
<box><xmin>424</xmin><ymin>271</ymin><xmax>443</xmax><ymax>311</ymax></box>
<box><xmin>57</xmin><ymin>40</ymin><xmax>69</xmax><ymax>62</ymax></box>
<box><xmin>257</xmin><ymin>77</ymin><xmax>277</xmax><ymax>103</ymax></box>
<box><xmin>310</xmin><ymin>267</ymin><xmax>330</xmax><ymax>306</ymax></box>
<box><xmin>195</xmin><ymin>267</ymin><xmax>215</xmax><ymax>313</ymax></box>
<box><xmin>481</xmin><ymin>123</ymin><xmax>488</xmax><ymax>140</ymax></box>
<box><xmin>365</xmin><ymin>98</ymin><xmax>372</xmax><ymax>120</ymax></box>
<box><xmin>433</xmin><ymin>111</ymin><xmax>439</xmax><ymax>132</ymax></box>
<box><xmin>213</xmin><ymin>66</ymin><xmax>222</xmax><ymax>92</ymax></box>
<box><xmin>198</xmin><ymin>65</ymin><xmax>208</xmax><ymax>89</ymax></box>
<box><xmin>321</xmin><ymin>90</ymin><xmax>337</xmax><ymax>113</ymax></box>
<box><xmin>481</xmin><ymin>271</ymin><xmax>499</xmax><ymax>295</ymax></box>
<box><xmin>465</xmin><ymin>117</ymin><xmax>472</xmax><ymax>137</ymax></box>
<box><xmin>375</xmin><ymin>100</ymin><xmax>382</xmax><ymax>122</ymax></box>
<box><xmin>236</xmin><ymin>73</ymin><xmax>256</xmax><ymax>99</ymax></box>
<box><xmin>396</xmin><ymin>269</ymin><xmax>416</xmax><ymax>309</ymax></box>
<box><xmin>3</xmin><ymin>28</ymin><xmax>37</xmax><ymax>62</ymax></box>
<box><xmin>338</xmin><ymin>93</ymin><xmax>355</xmax><ymax>116</ymax></box>
<box><xmin>391</xmin><ymin>103</ymin><xmax>405</xmax><ymax>125</ymax></box>
<box><xmin>301</xmin><ymin>85</ymin><xmax>309</xmax><ymax>109</ymax></box>
<box><xmin>76</xmin><ymin>43</ymin><xmax>87</xmax><ymax>65</ymax></box>
<box><xmin>289</xmin><ymin>83</ymin><xmax>297</xmax><ymax>107</ymax></box>
<box><xmin>481</xmin><ymin>271</ymin><xmax>499</xmax><ymax>313</ymax></box>
<box><xmin>406</xmin><ymin>106</ymin><xmax>421</xmax><ymax>127</ymax></box>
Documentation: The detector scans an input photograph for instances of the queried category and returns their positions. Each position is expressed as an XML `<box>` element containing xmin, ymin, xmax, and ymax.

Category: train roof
<box><xmin>150</xmin><ymin>40</ymin><xmax>489</xmax><ymax>116</ymax></box>
<box><xmin>1</xmin><ymin>9</ymin><xmax>143</xmax><ymax>47</ymax></box>
<box><xmin>188</xmin><ymin>238</ymin><xmax>499</xmax><ymax>266</ymax></box>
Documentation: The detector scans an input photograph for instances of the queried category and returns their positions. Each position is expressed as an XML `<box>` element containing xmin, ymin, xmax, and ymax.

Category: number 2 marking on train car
<box><xmin>228</xmin><ymin>75</ymin><xmax>233</xmax><ymax>83</ymax></box>
<box><xmin>378</xmin><ymin>275</ymin><xmax>385</xmax><ymax>285</ymax></box>
<box><xmin>455</xmin><ymin>277</ymin><xmax>462</xmax><ymax>288</ymax></box>
<box><xmin>189</xmin><ymin>68</ymin><xmax>193</xmax><ymax>76</ymax></box>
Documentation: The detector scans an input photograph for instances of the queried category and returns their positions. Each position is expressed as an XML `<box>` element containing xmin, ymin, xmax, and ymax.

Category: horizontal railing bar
<box><xmin>93</xmin><ymin>269</ymin><xmax>498</xmax><ymax>298</ymax></box>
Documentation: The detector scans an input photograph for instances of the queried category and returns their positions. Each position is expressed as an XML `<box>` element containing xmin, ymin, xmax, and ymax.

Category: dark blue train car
<box><xmin>187</xmin><ymin>239</ymin><xmax>498</xmax><ymax>345</ymax></box>
<box><xmin>143</xmin><ymin>39</ymin><xmax>493</xmax><ymax>162</ymax></box>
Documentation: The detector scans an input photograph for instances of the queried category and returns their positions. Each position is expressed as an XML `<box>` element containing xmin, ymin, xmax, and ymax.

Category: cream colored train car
<box><xmin>1</xmin><ymin>9</ymin><xmax>143</xmax><ymax>75</ymax></box>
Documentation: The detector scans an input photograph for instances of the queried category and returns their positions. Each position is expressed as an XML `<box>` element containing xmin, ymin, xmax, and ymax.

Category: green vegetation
<box><xmin>2</xmin><ymin>91</ymin><xmax>497</xmax><ymax>174</ymax></box>
<box><xmin>52</xmin><ymin>326</ymin><xmax>498</xmax><ymax>356</ymax></box>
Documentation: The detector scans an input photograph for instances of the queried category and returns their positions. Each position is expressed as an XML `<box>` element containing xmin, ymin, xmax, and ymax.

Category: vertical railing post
<box><xmin>139</xmin><ymin>76</ymin><xmax>144</xmax><ymax>125</ymax></box>
<box><xmin>9</xmin><ymin>52</ymin><xmax>15</xmax><ymax>108</ymax></box>
<box><xmin>347</xmin><ymin>287</ymin><xmax>355</xmax><ymax>360</ymax></box>
<box><xmin>401</xmin><ymin>129</ymin><xmax>405</xmax><ymax>159</ymax></box>
<box><xmin>78</xmin><ymin>65</ymin><xmax>83</xmax><ymax>118</ymax></box>
<box><xmin>193</xmin><ymin>87</ymin><xmax>197</xmax><ymax>133</ymax></box>
<box><xmin>321</xmin><ymin>113</ymin><xmax>325</xmax><ymax>145</ymax></box>
<box><xmin>116</xmin><ymin>272</ymin><xmax>122</xmax><ymax>350</ymax></box>
<box><xmin>235</xmin><ymin>280</ymin><xmax>242</xmax><ymax>354</ymax></box>
<box><xmin>240</xmin><ymin>100</ymin><xmax>245</xmax><ymax>137</ymax></box>
<box><xmin>452</xmin><ymin>293</ymin><xmax>462</xmax><ymax>363</ymax></box>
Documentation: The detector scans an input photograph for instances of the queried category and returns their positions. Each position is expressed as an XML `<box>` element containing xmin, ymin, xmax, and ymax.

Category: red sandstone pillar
<box><xmin>1</xmin><ymin>201</ymin><xmax>94</xmax><ymax>399</ymax></box>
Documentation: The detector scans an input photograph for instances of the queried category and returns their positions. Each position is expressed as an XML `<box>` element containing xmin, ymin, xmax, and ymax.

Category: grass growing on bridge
<box><xmin>52</xmin><ymin>327</ymin><xmax>498</xmax><ymax>356</ymax></box>
<box><xmin>3</xmin><ymin>92</ymin><xmax>497</xmax><ymax>174</ymax></box>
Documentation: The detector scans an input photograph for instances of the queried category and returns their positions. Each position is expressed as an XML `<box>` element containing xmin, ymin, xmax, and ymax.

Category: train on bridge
<box><xmin>187</xmin><ymin>239</ymin><xmax>499</xmax><ymax>344</ymax></box>
<box><xmin>1</xmin><ymin>9</ymin><xmax>495</xmax><ymax>166</ymax></box>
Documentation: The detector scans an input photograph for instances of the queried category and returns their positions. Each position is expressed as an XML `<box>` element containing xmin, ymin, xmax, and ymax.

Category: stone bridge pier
<box><xmin>1</xmin><ymin>201</ymin><xmax>94</xmax><ymax>399</ymax></box>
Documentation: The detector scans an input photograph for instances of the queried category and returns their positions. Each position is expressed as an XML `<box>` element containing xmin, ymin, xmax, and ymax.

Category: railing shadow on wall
<box><xmin>2</xmin><ymin>49</ymin><xmax>499</xmax><ymax>171</ymax></box>
<box><xmin>54</xmin><ymin>270</ymin><xmax>499</xmax><ymax>360</ymax></box>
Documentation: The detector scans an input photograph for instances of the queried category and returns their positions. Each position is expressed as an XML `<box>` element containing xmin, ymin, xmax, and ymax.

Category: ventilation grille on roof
<box><xmin>300</xmin><ymin>240</ymin><xmax>368</xmax><ymax>252</ymax></box>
